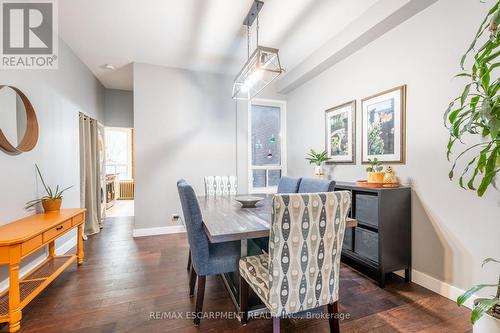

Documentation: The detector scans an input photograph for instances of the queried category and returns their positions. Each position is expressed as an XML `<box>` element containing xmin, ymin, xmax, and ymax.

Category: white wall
<box><xmin>285</xmin><ymin>0</ymin><xmax>500</xmax><ymax>292</ymax></box>
<box><xmin>0</xmin><ymin>39</ymin><xmax>104</xmax><ymax>286</ymax></box>
<box><xmin>133</xmin><ymin>63</ymin><xmax>238</xmax><ymax>230</ymax></box>
<box><xmin>104</xmin><ymin>88</ymin><xmax>133</xmax><ymax>128</ymax></box>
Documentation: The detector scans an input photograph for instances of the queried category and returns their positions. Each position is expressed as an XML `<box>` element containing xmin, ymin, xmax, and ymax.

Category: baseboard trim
<box><xmin>408</xmin><ymin>269</ymin><xmax>474</xmax><ymax>309</ymax></box>
<box><xmin>133</xmin><ymin>225</ymin><xmax>186</xmax><ymax>238</ymax></box>
<box><xmin>0</xmin><ymin>236</ymin><xmax>77</xmax><ymax>294</ymax></box>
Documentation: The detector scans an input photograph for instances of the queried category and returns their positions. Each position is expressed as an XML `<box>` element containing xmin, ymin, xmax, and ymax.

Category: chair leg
<box><xmin>240</xmin><ymin>276</ymin><xmax>249</xmax><ymax>325</ymax></box>
<box><xmin>327</xmin><ymin>301</ymin><xmax>340</xmax><ymax>333</ymax></box>
<box><xmin>187</xmin><ymin>249</ymin><xmax>191</xmax><ymax>271</ymax></box>
<box><xmin>189</xmin><ymin>267</ymin><xmax>197</xmax><ymax>297</ymax></box>
<box><xmin>273</xmin><ymin>317</ymin><xmax>280</xmax><ymax>333</ymax></box>
<box><xmin>194</xmin><ymin>275</ymin><xmax>206</xmax><ymax>326</ymax></box>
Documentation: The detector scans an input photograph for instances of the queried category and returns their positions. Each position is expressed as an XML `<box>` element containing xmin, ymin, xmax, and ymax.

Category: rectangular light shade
<box><xmin>232</xmin><ymin>46</ymin><xmax>283</xmax><ymax>100</ymax></box>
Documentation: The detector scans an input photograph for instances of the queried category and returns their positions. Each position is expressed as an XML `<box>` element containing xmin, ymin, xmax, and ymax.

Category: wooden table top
<box><xmin>0</xmin><ymin>209</ymin><xmax>85</xmax><ymax>246</ymax></box>
<box><xmin>199</xmin><ymin>195</ymin><xmax>357</xmax><ymax>243</ymax></box>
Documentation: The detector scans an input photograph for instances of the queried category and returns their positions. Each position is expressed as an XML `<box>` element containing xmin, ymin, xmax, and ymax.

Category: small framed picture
<box><xmin>361</xmin><ymin>85</ymin><xmax>406</xmax><ymax>164</ymax></box>
<box><xmin>325</xmin><ymin>100</ymin><xmax>356</xmax><ymax>164</ymax></box>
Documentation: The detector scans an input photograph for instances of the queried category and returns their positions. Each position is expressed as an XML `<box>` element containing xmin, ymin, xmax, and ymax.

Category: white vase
<box><xmin>314</xmin><ymin>165</ymin><xmax>324</xmax><ymax>176</ymax></box>
<box><xmin>474</xmin><ymin>312</ymin><xmax>500</xmax><ymax>332</ymax></box>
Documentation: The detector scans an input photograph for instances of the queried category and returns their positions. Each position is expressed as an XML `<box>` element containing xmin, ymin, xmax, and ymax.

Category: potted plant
<box><xmin>366</xmin><ymin>158</ymin><xmax>385</xmax><ymax>183</ymax></box>
<box><xmin>305</xmin><ymin>149</ymin><xmax>328</xmax><ymax>176</ymax></box>
<box><xmin>25</xmin><ymin>164</ymin><xmax>73</xmax><ymax>212</ymax></box>
<box><xmin>445</xmin><ymin>0</ymin><xmax>500</xmax><ymax>197</ymax></box>
<box><xmin>457</xmin><ymin>258</ymin><xmax>500</xmax><ymax>332</ymax></box>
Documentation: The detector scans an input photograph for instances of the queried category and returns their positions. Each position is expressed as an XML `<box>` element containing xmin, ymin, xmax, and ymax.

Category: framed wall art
<box><xmin>361</xmin><ymin>85</ymin><xmax>406</xmax><ymax>164</ymax></box>
<box><xmin>325</xmin><ymin>100</ymin><xmax>355</xmax><ymax>164</ymax></box>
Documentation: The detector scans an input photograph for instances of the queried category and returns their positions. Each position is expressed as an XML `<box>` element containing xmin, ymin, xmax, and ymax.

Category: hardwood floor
<box><xmin>1</xmin><ymin>216</ymin><xmax>471</xmax><ymax>333</ymax></box>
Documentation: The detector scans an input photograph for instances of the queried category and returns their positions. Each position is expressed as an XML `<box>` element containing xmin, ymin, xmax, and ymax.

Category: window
<box><xmin>105</xmin><ymin>127</ymin><xmax>133</xmax><ymax>181</ymax></box>
<box><xmin>248</xmin><ymin>99</ymin><xmax>286</xmax><ymax>193</ymax></box>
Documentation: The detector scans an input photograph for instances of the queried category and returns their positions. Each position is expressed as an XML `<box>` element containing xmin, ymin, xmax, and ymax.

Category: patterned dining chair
<box><xmin>298</xmin><ymin>178</ymin><xmax>336</xmax><ymax>193</ymax></box>
<box><xmin>177</xmin><ymin>180</ymin><xmax>241</xmax><ymax>326</ymax></box>
<box><xmin>229</xmin><ymin>175</ymin><xmax>238</xmax><ymax>195</ymax></box>
<box><xmin>277</xmin><ymin>176</ymin><xmax>302</xmax><ymax>193</ymax></box>
<box><xmin>239</xmin><ymin>191</ymin><xmax>351</xmax><ymax>333</ymax></box>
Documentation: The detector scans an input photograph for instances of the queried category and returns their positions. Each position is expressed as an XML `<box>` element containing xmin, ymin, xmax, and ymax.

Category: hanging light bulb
<box><xmin>267</xmin><ymin>150</ymin><xmax>273</xmax><ymax>158</ymax></box>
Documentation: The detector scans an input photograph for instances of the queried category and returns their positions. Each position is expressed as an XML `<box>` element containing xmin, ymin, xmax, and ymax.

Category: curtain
<box><xmin>79</xmin><ymin>113</ymin><xmax>102</xmax><ymax>236</ymax></box>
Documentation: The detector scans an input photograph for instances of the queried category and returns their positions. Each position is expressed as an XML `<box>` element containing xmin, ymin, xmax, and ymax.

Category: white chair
<box><xmin>229</xmin><ymin>176</ymin><xmax>238</xmax><ymax>195</ymax></box>
<box><xmin>204</xmin><ymin>176</ymin><xmax>215</xmax><ymax>196</ymax></box>
<box><xmin>214</xmin><ymin>176</ymin><xmax>223</xmax><ymax>195</ymax></box>
<box><xmin>204</xmin><ymin>176</ymin><xmax>237</xmax><ymax>196</ymax></box>
<box><xmin>221</xmin><ymin>176</ymin><xmax>229</xmax><ymax>196</ymax></box>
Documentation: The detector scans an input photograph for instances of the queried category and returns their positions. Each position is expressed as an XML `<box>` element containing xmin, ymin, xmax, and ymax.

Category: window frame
<box><xmin>104</xmin><ymin>127</ymin><xmax>134</xmax><ymax>181</ymax></box>
<box><xmin>248</xmin><ymin>98</ymin><xmax>287</xmax><ymax>194</ymax></box>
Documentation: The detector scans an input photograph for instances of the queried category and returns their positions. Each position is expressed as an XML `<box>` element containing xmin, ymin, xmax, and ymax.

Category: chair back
<box><xmin>277</xmin><ymin>176</ymin><xmax>302</xmax><ymax>193</ymax></box>
<box><xmin>268</xmin><ymin>191</ymin><xmax>351</xmax><ymax>316</ymax></box>
<box><xmin>177</xmin><ymin>180</ymin><xmax>209</xmax><ymax>273</ymax></box>
<box><xmin>204</xmin><ymin>175</ymin><xmax>237</xmax><ymax>196</ymax></box>
<box><xmin>298</xmin><ymin>178</ymin><xmax>335</xmax><ymax>193</ymax></box>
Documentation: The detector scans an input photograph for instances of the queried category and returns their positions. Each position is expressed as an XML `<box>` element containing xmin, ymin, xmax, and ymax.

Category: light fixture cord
<box><xmin>256</xmin><ymin>14</ymin><xmax>259</xmax><ymax>47</ymax></box>
<box><xmin>247</xmin><ymin>25</ymin><xmax>250</xmax><ymax>60</ymax></box>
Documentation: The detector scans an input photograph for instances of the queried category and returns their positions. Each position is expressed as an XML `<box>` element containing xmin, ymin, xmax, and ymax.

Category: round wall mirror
<box><xmin>0</xmin><ymin>85</ymin><xmax>38</xmax><ymax>155</ymax></box>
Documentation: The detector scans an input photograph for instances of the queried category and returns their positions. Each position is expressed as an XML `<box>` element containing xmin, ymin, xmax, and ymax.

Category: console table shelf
<box><xmin>0</xmin><ymin>209</ymin><xmax>85</xmax><ymax>332</ymax></box>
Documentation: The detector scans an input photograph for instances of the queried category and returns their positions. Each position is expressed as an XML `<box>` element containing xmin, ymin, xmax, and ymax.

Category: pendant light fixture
<box><xmin>232</xmin><ymin>0</ymin><xmax>284</xmax><ymax>100</ymax></box>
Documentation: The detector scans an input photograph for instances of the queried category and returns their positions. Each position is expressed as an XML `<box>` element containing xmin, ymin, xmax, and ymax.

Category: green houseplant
<box><xmin>306</xmin><ymin>149</ymin><xmax>328</xmax><ymax>176</ymax></box>
<box><xmin>366</xmin><ymin>158</ymin><xmax>384</xmax><ymax>183</ymax></box>
<box><xmin>445</xmin><ymin>0</ymin><xmax>500</xmax><ymax>197</ymax></box>
<box><xmin>457</xmin><ymin>258</ymin><xmax>500</xmax><ymax>329</ymax></box>
<box><xmin>25</xmin><ymin>164</ymin><xmax>73</xmax><ymax>212</ymax></box>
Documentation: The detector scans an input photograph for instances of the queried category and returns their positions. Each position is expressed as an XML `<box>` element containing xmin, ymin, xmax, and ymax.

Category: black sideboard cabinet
<box><xmin>335</xmin><ymin>182</ymin><xmax>411</xmax><ymax>287</ymax></box>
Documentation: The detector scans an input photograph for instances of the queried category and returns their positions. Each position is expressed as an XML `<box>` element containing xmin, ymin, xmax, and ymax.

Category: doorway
<box><xmin>104</xmin><ymin>127</ymin><xmax>135</xmax><ymax>218</ymax></box>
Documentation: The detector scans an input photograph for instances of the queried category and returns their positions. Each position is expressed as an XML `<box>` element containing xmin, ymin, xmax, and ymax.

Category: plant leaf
<box><xmin>457</xmin><ymin>284</ymin><xmax>497</xmax><ymax>306</ymax></box>
<box><xmin>482</xmin><ymin>258</ymin><xmax>500</xmax><ymax>267</ymax></box>
<box><xmin>471</xmin><ymin>298</ymin><xmax>500</xmax><ymax>324</ymax></box>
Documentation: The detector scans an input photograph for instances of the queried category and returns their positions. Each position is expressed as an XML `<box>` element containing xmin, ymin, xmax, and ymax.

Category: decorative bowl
<box><xmin>235</xmin><ymin>196</ymin><xmax>263</xmax><ymax>208</ymax></box>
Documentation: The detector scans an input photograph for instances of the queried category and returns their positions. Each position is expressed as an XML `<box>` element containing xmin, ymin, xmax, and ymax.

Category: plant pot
<box><xmin>42</xmin><ymin>198</ymin><xmax>62</xmax><ymax>212</ymax></box>
<box><xmin>314</xmin><ymin>165</ymin><xmax>324</xmax><ymax>176</ymax></box>
<box><xmin>474</xmin><ymin>312</ymin><xmax>500</xmax><ymax>332</ymax></box>
<box><xmin>367</xmin><ymin>172</ymin><xmax>385</xmax><ymax>183</ymax></box>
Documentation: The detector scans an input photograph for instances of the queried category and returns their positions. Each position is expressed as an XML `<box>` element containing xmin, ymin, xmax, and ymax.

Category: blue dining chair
<box><xmin>276</xmin><ymin>176</ymin><xmax>302</xmax><ymax>193</ymax></box>
<box><xmin>298</xmin><ymin>178</ymin><xmax>336</xmax><ymax>193</ymax></box>
<box><xmin>177</xmin><ymin>180</ymin><xmax>240</xmax><ymax>326</ymax></box>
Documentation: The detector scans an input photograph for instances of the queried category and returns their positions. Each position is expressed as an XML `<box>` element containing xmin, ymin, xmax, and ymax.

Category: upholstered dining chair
<box><xmin>239</xmin><ymin>191</ymin><xmax>351</xmax><ymax>333</ymax></box>
<box><xmin>298</xmin><ymin>178</ymin><xmax>336</xmax><ymax>193</ymax></box>
<box><xmin>177</xmin><ymin>180</ymin><xmax>241</xmax><ymax>325</ymax></box>
<box><xmin>276</xmin><ymin>176</ymin><xmax>302</xmax><ymax>193</ymax></box>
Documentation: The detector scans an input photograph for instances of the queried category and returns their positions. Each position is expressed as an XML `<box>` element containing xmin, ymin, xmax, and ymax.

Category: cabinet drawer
<box><xmin>354</xmin><ymin>228</ymin><xmax>379</xmax><ymax>263</ymax></box>
<box><xmin>355</xmin><ymin>194</ymin><xmax>379</xmax><ymax>228</ymax></box>
<box><xmin>72</xmin><ymin>213</ymin><xmax>84</xmax><ymax>226</ymax></box>
<box><xmin>22</xmin><ymin>235</ymin><xmax>43</xmax><ymax>256</ymax></box>
<box><xmin>343</xmin><ymin>228</ymin><xmax>353</xmax><ymax>251</ymax></box>
<box><xmin>43</xmin><ymin>220</ymin><xmax>72</xmax><ymax>242</ymax></box>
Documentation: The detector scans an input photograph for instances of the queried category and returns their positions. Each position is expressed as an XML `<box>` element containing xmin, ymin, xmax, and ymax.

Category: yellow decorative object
<box><xmin>383</xmin><ymin>166</ymin><xmax>397</xmax><ymax>184</ymax></box>
<box><xmin>367</xmin><ymin>172</ymin><xmax>385</xmax><ymax>183</ymax></box>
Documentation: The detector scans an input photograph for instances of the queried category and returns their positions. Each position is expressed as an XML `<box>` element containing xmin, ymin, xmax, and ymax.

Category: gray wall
<box><xmin>285</xmin><ymin>0</ymin><xmax>500</xmax><ymax>292</ymax></box>
<box><xmin>133</xmin><ymin>63</ymin><xmax>237</xmax><ymax>230</ymax></box>
<box><xmin>104</xmin><ymin>88</ymin><xmax>133</xmax><ymax>128</ymax></box>
<box><xmin>0</xmin><ymin>39</ymin><xmax>104</xmax><ymax>286</ymax></box>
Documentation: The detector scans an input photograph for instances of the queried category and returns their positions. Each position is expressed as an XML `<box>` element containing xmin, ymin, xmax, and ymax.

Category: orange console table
<box><xmin>0</xmin><ymin>208</ymin><xmax>85</xmax><ymax>332</ymax></box>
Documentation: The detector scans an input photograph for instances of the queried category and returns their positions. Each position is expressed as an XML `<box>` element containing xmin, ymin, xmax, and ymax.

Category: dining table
<box><xmin>198</xmin><ymin>193</ymin><xmax>358</xmax><ymax>315</ymax></box>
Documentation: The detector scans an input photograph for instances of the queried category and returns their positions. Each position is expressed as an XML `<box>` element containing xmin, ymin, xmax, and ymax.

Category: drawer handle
<box><xmin>56</xmin><ymin>226</ymin><xmax>64</xmax><ymax>231</ymax></box>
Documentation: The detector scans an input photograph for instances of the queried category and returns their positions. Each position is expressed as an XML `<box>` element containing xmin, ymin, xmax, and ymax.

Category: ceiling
<box><xmin>59</xmin><ymin>0</ymin><xmax>378</xmax><ymax>90</ymax></box>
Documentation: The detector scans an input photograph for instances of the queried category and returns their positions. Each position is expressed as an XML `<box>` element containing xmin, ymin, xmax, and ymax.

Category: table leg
<box><xmin>8</xmin><ymin>261</ymin><xmax>21</xmax><ymax>332</ymax></box>
<box><xmin>77</xmin><ymin>224</ymin><xmax>84</xmax><ymax>265</ymax></box>
<box><xmin>48</xmin><ymin>241</ymin><xmax>55</xmax><ymax>258</ymax></box>
<box><xmin>241</xmin><ymin>239</ymin><xmax>248</xmax><ymax>257</ymax></box>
